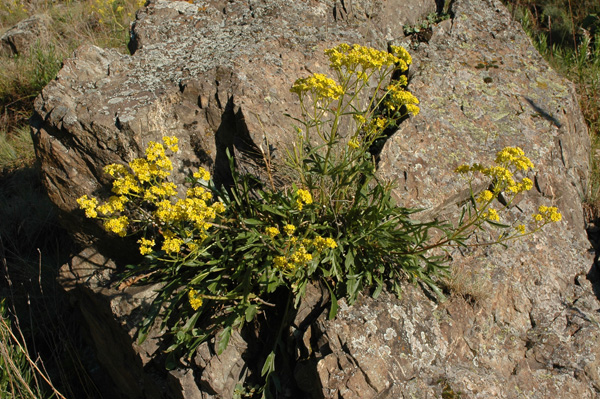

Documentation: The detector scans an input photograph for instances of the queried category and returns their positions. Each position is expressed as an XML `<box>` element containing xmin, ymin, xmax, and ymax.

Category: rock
<box><xmin>58</xmin><ymin>247</ymin><xmax>167</xmax><ymax>399</ymax></box>
<box><xmin>194</xmin><ymin>332</ymin><xmax>249</xmax><ymax>397</ymax></box>
<box><xmin>31</xmin><ymin>0</ymin><xmax>437</xmax><ymax>244</ymax></box>
<box><xmin>167</xmin><ymin>369</ymin><xmax>204</xmax><ymax>399</ymax></box>
<box><xmin>310</xmin><ymin>0</ymin><xmax>596</xmax><ymax>397</ymax></box>
<box><xmin>0</xmin><ymin>14</ymin><xmax>51</xmax><ymax>56</ymax></box>
<box><xmin>35</xmin><ymin>0</ymin><xmax>600</xmax><ymax>398</ymax></box>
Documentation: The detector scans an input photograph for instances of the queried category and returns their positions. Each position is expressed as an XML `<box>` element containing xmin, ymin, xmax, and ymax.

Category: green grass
<box><xmin>505</xmin><ymin>0</ymin><xmax>600</xmax><ymax>211</ymax></box>
<box><xmin>0</xmin><ymin>126</ymin><xmax>34</xmax><ymax>170</ymax></box>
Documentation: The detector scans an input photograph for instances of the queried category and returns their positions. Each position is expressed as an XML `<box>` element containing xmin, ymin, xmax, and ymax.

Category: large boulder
<box><xmin>31</xmin><ymin>0</ymin><xmax>438</xmax><ymax>244</ymax></box>
<box><xmin>34</xmin><ymin>0</ymin><xmax>599</xmax><ymax>398</ymax></box>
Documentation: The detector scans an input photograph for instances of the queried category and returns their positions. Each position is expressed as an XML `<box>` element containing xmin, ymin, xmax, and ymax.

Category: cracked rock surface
<box><xmin>32</xmin><ymin>0</ymin><xmax>600</xmax><ymax>397</ymax></box>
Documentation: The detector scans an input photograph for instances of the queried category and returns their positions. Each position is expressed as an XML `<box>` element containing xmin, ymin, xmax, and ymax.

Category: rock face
<box><xmin>33</xmin><ymin>0</ymin><xmax>600</xmax><ymax>398</ymax></box>
<box><xmin>31</xmin><ymin>0</ymin><xmax>437</xmax><ymax>244</ymax></box>
<box><xmin>0</xmin><ymin>14</ymin><xmax>50</xmax><ymax>56</ymax></box>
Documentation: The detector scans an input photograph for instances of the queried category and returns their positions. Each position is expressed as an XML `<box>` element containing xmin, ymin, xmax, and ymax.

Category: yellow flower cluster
<box><xmin>348</xmin><ymin>139</ymin><xmax>360</xmax><ymax>149</ymax></box>
<box><xmin>265</xmin><ymin>226</ymin><xmax>280</xmax><ymax>238</ymax></box>
<box><xmin>364</xmin><ymin>117</ymin><xmax>388</xmax><ymax>138</ymax></box>
<box><xmin>274</xmin><ymin>245</ymin><xmax>312</xmax><ymax>271</ymax></box>
<box><xmin>155</xmin><ymin>196</ymin><xmax>224</xmax><ymax>230</ymax></box>
<box><xmin>143</xmin><ymin>181</ymin><xmax>178</xmax><ymax>201</ymax></box>
<box><xmin>104</xmin><ymin>215</ymin><xmax>128</xmax><ymax>237</ymax></box>
<box><xmin>188</xmin><ymin>289</ymin><xmax>203</xmax><ymax>311</ymax></box>
<box><xmin>111</xmin><ymin>172</ymin><xmax>142</xmax><ymax>195</ymax></box>
<box><xmin>455</xmin><ymin>147</ymin><xmax>535</xmax><ymax>195</ymax></box>
<box><xmin>77</xmin><ymin>195</ymin><xmax>99</xmax><ymax>218</ymax></box>
<box><xmin>77</xmin><ymin>136</ymin><xmax>226</xmax><ymax>255</ymax></box>
<box><xmin>283</xmin><ymin>224</ymin><xmax>296</xmax><ymax>236</ymax></box>
<box><xmin>193</xmin><ymin>167</ymin><xmax>211</xmax><ymax>181</ymax></box>
<box><xmin>272</xmin><ymin>233</ymin><xmax>337</xmax><ymax>272</ymax></box>
<box><xmin>384</xmin><ymin>83</ymin><xmax>420</xmax><ymax>116</ymax></box>
<box><xmin>144</xmin><ymin>141</ymin><xmax>173</xmax><ymax>172</ymax></box>
<box><xmin>495</xmin><ymin>147</ymin><xmax>534</xmax><ymax>171</ymax></box>
<box><xmin>129</xmin><ymin>159</ymin><xmax>152</xmax><ymax>182</ymax></box>
<box><xmin>161</xmin><ymin>231</ymin><xmax>184</xmax><ymax>254</ymax></box>
<box><xmin>296</xmin><ymin>189</ymin><xmax>313</xmax><ymax>211</ymax></box>
<box><xmin>455</xmin><ymin>147</ymin><xmax>562</xmax><ymax>238</ymax></box>
<box><xmin>313</xmin><ymin>236</ymin><xmax>338</xmax><ymax>251</ymax></box>
<box><xmin>533</xmin><ymin>206</ymin><xmax>562</xmax><ymax>223</ymax></box>
<box><xmin>91</xmin><ymin>0</ymin><xmax>147</xmax><ymax>23</ymax></box>
<box><xmin>105</xmin><ymin>138</ymin><xmax>177</xmax><ymax>195</ymax></box>
<box><xmin>482</xmin><ymin>208</ymin><xmax>500</xmax><ymax>222</ymax></box>
<box><xmin>92</xmin><ymin>0</ymin><xmax>124</xmax><ymax>24</ymax></box>
<box><xmin>290</xmin><ymin>73</ymin><xmax>344</xmax><ymax>100</ymax></box>
<box><xmin>476</xmin><ymin>190</ymin><xmax>494</xmax><ymax>203</ymax></box>
<box><xmin>1</xmin><ymin>0</ymin><xmax>27</xmax><ymax>15</ymax></box>
<box><xmin>97</xmin><ymin>195</ymin><xmax>128</xmax><ymax>216</ymax></box>
<box><xmin>324</xmin><ymin>43</ymin><xmax>411</xmax><ymax>74</ymax></box>
<box><xmin>162</xmin><ymin>236</ymin><xmax>183</xmax><ymax>254</ymax></box>
<box><xmin>137</xmin><ymin>238</ymin><xmax>155</xmax><ymax>255</ymax></box>
<box><xmin>390</xmin><ymin>46</ymin><xmax>413</xmax><ymax>69</ymax></box>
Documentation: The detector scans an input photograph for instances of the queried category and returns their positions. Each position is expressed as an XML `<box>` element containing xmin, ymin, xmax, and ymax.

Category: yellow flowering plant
<box><xmin>91</xmin><ymin>0</ymin><xmax>146</xmax><ymax>31</ymax></box>
<box><xmin>77</xmin><ymin>44</ymin><xmax>562</xmax><ymax>398</ymax></box>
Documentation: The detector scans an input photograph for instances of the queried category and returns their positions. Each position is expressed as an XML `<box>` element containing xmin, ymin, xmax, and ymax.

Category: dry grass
<box><xmin>443</xmin><ymin>256</ymin><xmax>493</xmax><ymax>304</ymax></box>
<box><xmin>0</xmin><ymin>1</ymin><xmax>146</xmax><ymax>398</ymax></box>
<box><xmin>0</xmin><ymin>0</ymin><xmax>144</xmax><ymax>172</ymax></box>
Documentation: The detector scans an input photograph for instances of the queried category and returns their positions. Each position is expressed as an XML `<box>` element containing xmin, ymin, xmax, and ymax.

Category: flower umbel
<box><xmin>265</xmin><ymin>227</ymin><xmax>280</xmax><ymax>238</ymax></box>
<box><xmin>188</xmin><ymin>289</ymin><xmax>203</xmax><ymax>311</ymax></box>
<box><xmin>296</xmin><ymin>189</ymin><xmax>313</xmax><ymax>211</ymax></box>
<box><xmin>290</xmin><ymin>73</ymin><xmax>344</xmax><ymax>100</ymax></box>
<box><xmin>77</xmin><ymin>195</ymin><xmax>98</xmax><ymax>218</ymax></box>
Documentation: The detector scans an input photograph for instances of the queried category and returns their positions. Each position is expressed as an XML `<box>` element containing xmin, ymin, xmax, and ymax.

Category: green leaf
<box><xmin>372</xmin><ymin>276</ymin><xmax>383</xmax><ymax>298</ymax></box>
<box><xmin>344</xmin><ymin>247</ymin><xmax>356</xmax><ymax>269</ymax></box>
<box><xmin>346</xmin><ymin>274</ymin><xmax>362</xmax><ymax>303</ymax></box>
<box><xmin>261</xmin><ymin>351</ymin><xmax>276</xmax><ymax>376</ymax></box>
<box><xmin>165</xmin><ymin>352</ymin><xmax>178</xmax><ymax>370</ymax></box>
<box><xmin>137</xmin><ymin>330</ymin><xmax>149</xmax><ymax>345</ymax></box>
<box><xmin>243</xmin><ymin>218</ymin><xmax>264</xmax><ymax>226</ymax></box>
<box><xmin>486</xmin><ymin>219</ymin><xmax>511</xmax><ymax>228</ymax></box>
<box><xmin>267</xmin><ymin>274</ymin><xmax>281</xmax><ymax>293</ymax></box>
<box><xmin>245</xmin><ymin>305</ymin><xmax>258</xmax><ymax>323</ymax></box>
<box><xmin>323</xmin><ymin>280</ymin><xmax>339</xmax><ymax>320</ymax></box>
<box><xmin>329</xmin><ymin>291</ymin><xmax>339</xmax><ymax>319</ymax></box>
<box><xmin>260</xmin><ymin>204</ymin><xmax>287</xmax><ymax>217</ymax></box>
<box><xmin>217</xmin><ymin>326</ymin><xmax>232</xmax><ymax>355</ymax></box>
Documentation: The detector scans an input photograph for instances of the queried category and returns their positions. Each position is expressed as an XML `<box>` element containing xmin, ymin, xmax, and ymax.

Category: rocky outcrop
<box><xmin>31</xmin><ymin>0</ymin><xmax>438</xmax><ymax>244</ymax></box>
<box><xmin>0</xmin><ymin>14</ymin><xmax>50</xmax><ymax>56</ymax></box>
<box><xmin>33</xmin><ymin>0</ymin><xmax>600</xmax><ymax>398</ymax></box>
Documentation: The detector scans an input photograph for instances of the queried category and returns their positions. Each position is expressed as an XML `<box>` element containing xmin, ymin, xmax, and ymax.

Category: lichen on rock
<box><xmin>31</xmin><ymin>0</ymin><xmax>600</xmax><ymax>398</ymax></box>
